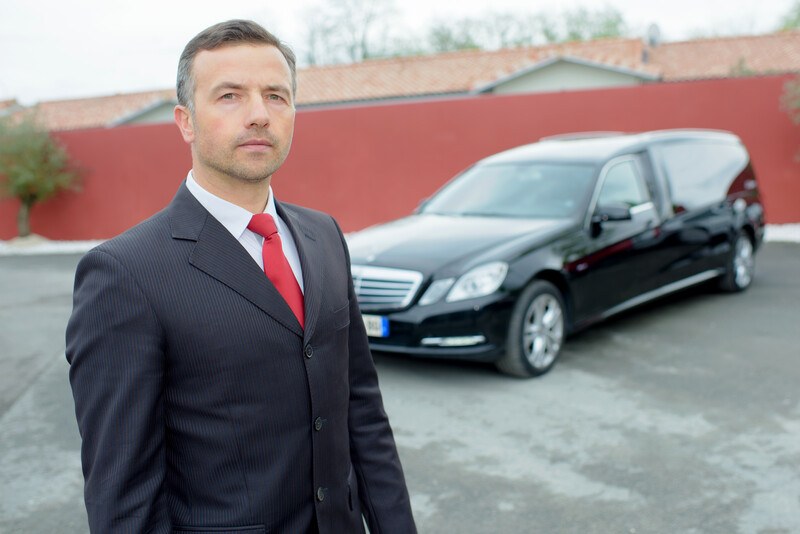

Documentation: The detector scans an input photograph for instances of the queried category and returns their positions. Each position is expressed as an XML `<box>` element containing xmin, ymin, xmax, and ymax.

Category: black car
<box><xmin>347</xmin><ymin>130</ymin><xmax>765</xmax><ymax>377</ymax></box>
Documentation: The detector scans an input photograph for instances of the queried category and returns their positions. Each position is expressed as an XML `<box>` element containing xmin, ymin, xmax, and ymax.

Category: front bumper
<box><xmin>361</xmin><ymin>293</ymin><xmax>515</xmax><ymax>362</ymax></box>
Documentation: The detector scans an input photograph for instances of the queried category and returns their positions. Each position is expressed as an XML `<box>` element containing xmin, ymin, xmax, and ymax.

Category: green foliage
<box><xmin>729</xmin><ymin>57</ymin><xmax>757</xmax><ymax>77</ymax></box>
<box><xmin>781</xmin><ymin>76</ymin><xmax>800</xmax><ymax>124</ymax></box>
<box><xmin>0</xmin><ymin>113</ymin><xmax>80</xmax><ymax>236</ymax></box>
<box><xmin>562</xmin><ymin>7</ymin><xmax>627</xmax><ymax>42</ymax></box>
<box><xmin>779</xmin><ymin>0</ymin><xmax>800</xmax><ymax>30</ymax></box>
<box><xmin>428</xmin><ymin>21</ymin><xmax>483</xmax><ymax>53</ymax></box>
<box><xmin>302</xmin><ymin>3</ymin><xmax>630</xmax><ymax>63</ymax></box>
<box><xmin>423</xmin><ymin>7</ymin><xmax>628</xmax><ymax>54</ymax></box>
<box><xmin>302</xmin><ymin>0</ymin><xmax>397</xmax><ymax>64</ymax></box>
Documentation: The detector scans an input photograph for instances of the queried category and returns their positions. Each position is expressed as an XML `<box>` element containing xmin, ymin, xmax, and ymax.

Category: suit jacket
<box><xmin>66</xmin><ymin>183</ymin><xmax>416</xmax><ymax>534</ymax></box>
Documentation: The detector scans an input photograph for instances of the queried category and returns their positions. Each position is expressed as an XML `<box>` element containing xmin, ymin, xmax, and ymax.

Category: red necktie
<box><xmin>247</xmin><ymin>213</ymin><xmax>305</xmax><ymax>328</ymax></box>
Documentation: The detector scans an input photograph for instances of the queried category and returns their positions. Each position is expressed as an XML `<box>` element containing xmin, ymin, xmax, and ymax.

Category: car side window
<box><xmin>597</xmin><ymin>160</ymin><xmax>651</xmax><ymax>208</ymax></box>
<box><xmin>654</xmin><ymin>141</ymin><xmax>748</xmax><ymax>212</ymax></box>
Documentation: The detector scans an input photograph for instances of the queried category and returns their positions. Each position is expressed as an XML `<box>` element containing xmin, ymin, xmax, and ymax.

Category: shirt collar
<box><xmin>186</xmin><ymin>171</ymin><xmax>278</xmax><ymax>239</ymax></box>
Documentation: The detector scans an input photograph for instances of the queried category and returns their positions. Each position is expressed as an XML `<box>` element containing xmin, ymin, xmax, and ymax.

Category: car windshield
<box><xmin>421</xmin><ymin>162</ymin><xmax>597</xmax><ymax>219</ymax></box>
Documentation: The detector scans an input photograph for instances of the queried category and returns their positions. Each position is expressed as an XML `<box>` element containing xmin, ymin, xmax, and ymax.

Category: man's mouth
<box><xmin>238</xmin><ymin>139</ymin><xmax>273</xmax><ymax>151</ymax></box>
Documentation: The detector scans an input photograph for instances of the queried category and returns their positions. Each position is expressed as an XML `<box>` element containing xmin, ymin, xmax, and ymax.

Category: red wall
<box><xmin>2</xmin><ymin>75</ymin><xmax>799</xmax><ymax>240</ymax></box>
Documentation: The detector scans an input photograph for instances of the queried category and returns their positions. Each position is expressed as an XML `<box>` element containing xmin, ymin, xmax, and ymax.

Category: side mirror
<box><xmin>590</xmin><ymin>203</ymin><xmax>632</xmax><ymax>237</ymax></box>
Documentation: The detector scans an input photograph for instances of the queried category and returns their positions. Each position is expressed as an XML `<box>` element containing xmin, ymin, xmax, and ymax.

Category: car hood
<box><xmin>347</xmin><ymin>214</ymin><xmax>572</xmax><ymax>275</ymax></box>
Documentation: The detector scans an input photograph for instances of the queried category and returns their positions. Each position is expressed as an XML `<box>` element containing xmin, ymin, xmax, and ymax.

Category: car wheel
<box><xmin>718</xmin><ymin>231</ymin><xmax>755</xmax><ymax>292</ymax></box>
<box><xmin>496</xmin><ymin>280</ymin><xmax>566</xmax><ymax>378</ymax></box>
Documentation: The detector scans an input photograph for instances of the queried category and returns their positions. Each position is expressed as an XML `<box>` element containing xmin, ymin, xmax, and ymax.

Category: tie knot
<box><xmin>248</xmin><ymin>213</ymin><xmax>278</xmax><ymax>239</ymax></box>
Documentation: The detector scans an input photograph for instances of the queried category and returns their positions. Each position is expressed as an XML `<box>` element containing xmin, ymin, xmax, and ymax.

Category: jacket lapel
<box><xmin>276</xmin><ymin>202</ymin><xmax>323</xmax><ymax>342</ymax></box>
<box><xmin>168</xmin><ymin>183</ymin><xmax>304</xmax><ymax>337</ymax></box>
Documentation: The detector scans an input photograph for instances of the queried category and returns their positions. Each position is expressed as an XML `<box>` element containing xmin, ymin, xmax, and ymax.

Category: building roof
<box><xmin>12</xmin><ymin>30</ymin><xmax>800</xmax><ymax>131</ymax></box>
<box><xmin>296</xmin><ymin>37</ymin><xmax>658</xmax><ymax>105</ymax></box>
<box><xmin>23</xmin><ymin>89</ymin><xmax>176</xmax><ymax>131</ymax></box>
<box><xmin>472</xmin><ymin>55</ymin><xmax>661</xmax><ymax>94</ymax></box>
<box><xmin>0</xmin><ymin>99</ymin><xmax>22</xmax><ymax>117</ymax></box>
<box><xmin>649</xmin><ymin>31</ymin><xmax>800</xmax><ymax>80</ymax></box>
<box><xmin>297</xmin><ymin>31</ymin><xmax>800</xmax><ymax>106</ymax></box>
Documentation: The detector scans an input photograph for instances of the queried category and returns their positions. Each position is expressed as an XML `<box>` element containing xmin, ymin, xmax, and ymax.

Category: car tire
<box><xmin>718</xmin><ymin>230</ymin><xmax>755</xmax><ymax>292</ymax></box>
<box><xmin>496</xmin><ymin>280</ymin><xmax>566</xmax><ymax>378</ymax></box>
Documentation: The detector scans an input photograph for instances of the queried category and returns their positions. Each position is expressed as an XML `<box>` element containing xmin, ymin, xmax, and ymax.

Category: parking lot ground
<box><xmin>1</xmin><ymin>243</ymin><xmax>799</xmax><ymax>533</ymax></box>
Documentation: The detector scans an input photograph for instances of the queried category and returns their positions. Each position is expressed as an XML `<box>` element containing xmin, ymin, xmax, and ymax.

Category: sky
<box><xmin>0</xmin><ymin>0</ymin><xmax>795</xmax><ymax>105</ymax></box>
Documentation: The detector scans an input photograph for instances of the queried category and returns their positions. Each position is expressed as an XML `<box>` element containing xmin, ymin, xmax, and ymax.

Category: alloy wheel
<box><xmin>734</xmin><ymin>236</ymin><xmax>754</xmax><ymax>289</ymax></box>
<box><xmin>522</xmin><ymin>294</ymin><xmax>564</xmax><ymax>370</ymax></box>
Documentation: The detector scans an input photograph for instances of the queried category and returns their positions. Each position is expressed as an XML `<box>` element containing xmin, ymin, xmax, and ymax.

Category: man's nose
<box><xmin>246</xmin><ymin>96</ymin><xmax>270</xmax><ymax>128</ymax></box>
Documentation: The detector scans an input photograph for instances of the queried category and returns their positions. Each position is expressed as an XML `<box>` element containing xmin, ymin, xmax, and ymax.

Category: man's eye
<box><xmin>268</xmin><ymin>94</ymin><xmax>284</xmax><ymax>101</ymax></box>
<box><xmin>221</xmin><ymin>93</ymin><xmax>236</xmax><ymax>100</ymax></box>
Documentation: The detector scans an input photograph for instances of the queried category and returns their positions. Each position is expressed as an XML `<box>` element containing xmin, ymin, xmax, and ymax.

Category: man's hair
<box><xmin>177</xmin><ymin>19</ymin><xmax>297</xmax><ymax>113</ymax></box>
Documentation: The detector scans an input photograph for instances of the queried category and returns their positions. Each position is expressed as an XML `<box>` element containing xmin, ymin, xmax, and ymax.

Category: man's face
<box><xmin>176</xmin><ymin>44</ymin><xmax>295</xmax><ymax>184</ymax></box>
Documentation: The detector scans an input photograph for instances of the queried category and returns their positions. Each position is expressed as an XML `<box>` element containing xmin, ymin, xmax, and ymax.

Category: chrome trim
<box><xmin>420</xmin><ymin>335</ymin><xmax>487</xmax><ymax>347</ymax></box>
<box><xmin>630</xmin><ymin>201</ymin><xmax>655</xmax><ymax>215</ymax></box>
<box><xmin>351</xmin><ymin>265</ymin><xmax>424</xmax><ymax>310</ymax></box>
<box><xmin>601</xmin><ymin>269</ymin><xmax>724</xmax><ymax>320</ymax></box>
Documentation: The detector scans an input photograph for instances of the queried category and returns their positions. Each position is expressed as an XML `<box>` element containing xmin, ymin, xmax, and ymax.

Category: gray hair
<box><xmin>176</xmin><ymin>19</ymin><xmax>297</xmax><ymax>113</ymax></box>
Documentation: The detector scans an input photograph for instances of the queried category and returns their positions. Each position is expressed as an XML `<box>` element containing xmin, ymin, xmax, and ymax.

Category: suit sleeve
<box><xmin>65</xmin><ymin>248</ymin><xmax>169</xmax><ymax>534</ymax></box>
<box><xmin>333</xmin><ymin>221</ymin><xmax>417</xmax><ymax>534</ymax></box>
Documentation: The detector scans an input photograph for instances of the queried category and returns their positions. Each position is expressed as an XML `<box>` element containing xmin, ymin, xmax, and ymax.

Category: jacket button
<box><xmin>314</xmin><ymin>417</ymin><xmax>324</xmax><ymax>431</ymax></box>
<box><xmin>316</xmin><ymin>487</ymin><xmax>326</xmax><ymax>502</ymax></box>
<box><xmin>304</xmin><ymin>345</ymin><xmax>313</xmax><ymax>358</ymax></box>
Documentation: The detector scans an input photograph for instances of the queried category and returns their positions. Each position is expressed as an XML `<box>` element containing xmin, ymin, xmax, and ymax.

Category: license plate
<box><xmin>362</xmin><ymin>314</ymin><xmax>389</xmax><ymax>338</ymax></box>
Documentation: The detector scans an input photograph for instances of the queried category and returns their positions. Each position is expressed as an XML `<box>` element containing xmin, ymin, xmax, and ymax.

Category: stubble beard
<box><xmin>197</xmin><ymin>131</ymin><xmax>291</xmax><ymax>185</ymax></box>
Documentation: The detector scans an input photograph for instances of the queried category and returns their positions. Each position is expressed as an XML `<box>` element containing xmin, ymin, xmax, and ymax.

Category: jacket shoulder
<box><xmin>280</xmin><ymin>202</ymin><xmax>344</xmax><ymax>236</ymax></box>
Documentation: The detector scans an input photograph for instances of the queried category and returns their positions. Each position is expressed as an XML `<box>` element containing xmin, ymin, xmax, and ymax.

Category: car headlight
<box><xmin>418</xmin><ymin>278</ymin><xmax>455</xmax><ymax>306</ymax></box>
<box><xmin>445</xmin><ymin>262</ymin><xmax>508</xmax><ymax>303</ymax></box>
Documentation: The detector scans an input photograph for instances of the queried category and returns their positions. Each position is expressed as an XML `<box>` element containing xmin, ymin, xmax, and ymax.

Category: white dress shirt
<box><xmin>185</xmin><ymin>171</ymin><xmax>304</xmax><ymax>292</ymax></box>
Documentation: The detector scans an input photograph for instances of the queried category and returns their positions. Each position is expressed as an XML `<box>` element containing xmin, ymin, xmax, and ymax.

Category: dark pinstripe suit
<box><xmin>66</xmin><ymin>183</ymin><xmax>416</xmax><ymax>534</ymax></box>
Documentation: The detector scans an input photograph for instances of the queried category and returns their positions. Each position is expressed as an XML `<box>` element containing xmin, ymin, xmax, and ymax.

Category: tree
<box><xmin>782</xmin><ymin>76</ymin><xmax>800</xmax><ymax>123</ymax></box>
<box><xmin>302</xmin><ymin>9</ymin><xmax>338</xmax><ymax>66</ymax></box>
<box><xmin>428</xmin><ymin>20</ymin><xmax>482</xmax><ymax>53</ymax></box>
<box><xmin>301</xmin><ymin>0</ymin><xmax>397</xmax><ymax>64</ymax></box>
<box><xmin>781</xmin><ymin>76</ymin><xmax>800</xmax><ymax>158</ymax></box>
<box><xmin>561</xmin><ymin>6</ymin><xmax>627</xmax><ymax>42</ymax></box>
<box><xmin>422</xmin><ymin>7</ymin><xmax>628</xmax><ymax>55</ymax></box>
<box><xmin>300</xmin><ymin>5</ymin><xmax>630</xmax><ymax>65</ymax></box>
<box><xmin>0</xmin><ymin>113</ymin><xmax>80</xmax><ymax>238</ymax></box>
<box><xmin>779</xmin><ymin>0</ymin><xmax>800</xmax><ymax>29</ymax></box>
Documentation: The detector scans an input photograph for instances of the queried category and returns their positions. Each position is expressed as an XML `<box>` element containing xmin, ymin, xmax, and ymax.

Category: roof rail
<box><xmin>540</xmin><ymin>131</ymin><xmax>626</xmax><ymax>141</ymax></box>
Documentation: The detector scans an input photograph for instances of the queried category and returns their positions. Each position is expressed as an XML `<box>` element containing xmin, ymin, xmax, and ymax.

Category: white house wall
<box><xmin>490</xmin><ymin>62</ymin><xmax>645</xmax><ymax>95</ymax></box>
<box><xmin>119</xmin><ymin>102</ymin><xmax>176</xmax><ymax>125</ymax></box>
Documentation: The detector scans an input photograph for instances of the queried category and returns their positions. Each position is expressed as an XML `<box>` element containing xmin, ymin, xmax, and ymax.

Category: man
<box><xmin>66</xmin><ymin>19</ymin><xmax>416</xmax><ymax>534</ymax></box>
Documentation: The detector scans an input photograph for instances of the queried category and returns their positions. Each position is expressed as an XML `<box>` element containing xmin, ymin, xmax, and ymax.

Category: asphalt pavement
<box><xmin>1</xmin><ymin>243</ymin><xmax>799</xmax><ymax>533</ymax></box>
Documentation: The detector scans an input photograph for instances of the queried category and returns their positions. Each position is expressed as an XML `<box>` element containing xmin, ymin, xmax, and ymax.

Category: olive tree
<box><xmin>0</xmin><ymin>113</ymin><xmax>80</xmax><ymax>238</ymax></box>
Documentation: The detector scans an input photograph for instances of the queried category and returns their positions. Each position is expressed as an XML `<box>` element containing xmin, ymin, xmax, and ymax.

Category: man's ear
<box><xmin>174</xmin><ymin>105</ymin><xmax>194</xmax><ymax>143</ymax></box>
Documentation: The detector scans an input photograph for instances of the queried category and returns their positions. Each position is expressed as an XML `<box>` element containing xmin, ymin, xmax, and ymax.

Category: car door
<box><xmin>565</xmin><ymin>155</ymin><xmax>663</xmax><ymax>322</ymax></box>
<box><xmin>648</xmin><ymin>141</ymin><xmax>751</xmax><ymax>288</ymax></box>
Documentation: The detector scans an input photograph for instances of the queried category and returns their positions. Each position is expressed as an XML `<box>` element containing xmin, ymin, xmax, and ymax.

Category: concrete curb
<box><xmin>0</xmin><ymin>224</ymin><xmax>798</xmax><ymax>257</ymax></box>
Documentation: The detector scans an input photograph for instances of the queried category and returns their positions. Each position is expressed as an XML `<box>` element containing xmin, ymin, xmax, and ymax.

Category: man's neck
<box><xmin>191</xmin><ymin>168</ymin><xmax>271</xmax><ymax>214</ymax></box>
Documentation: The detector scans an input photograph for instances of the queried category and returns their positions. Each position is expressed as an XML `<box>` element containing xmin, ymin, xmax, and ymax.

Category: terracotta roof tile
<box><xmin>13</xmin><ymin>31</ymin><xmax>800</xmax><ymax>131</ymax></box>
<box><xmin>22</xmin><ymin>89</ymin><xmax>176</xmax><ymax>131</ymax></box>
<box><xmin>296</xmin><ymin>37</ymin><xmax>656</xmax><ymax>105</ymax></box>
<box><xmin>0</xmin><ymin>99</ymin><xmax>18</xmax><ymax>111</ymax></box>
<box><xmin>652</xmin><ymin>31</ymin><xmax>800</xmax><ymax>80</ymax></box>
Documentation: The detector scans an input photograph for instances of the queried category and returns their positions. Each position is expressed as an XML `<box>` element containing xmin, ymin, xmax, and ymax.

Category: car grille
<box><xmin>351</xmin><ymin>265</ymin><xmax>424</xmax><ymax>311</ymax></box>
